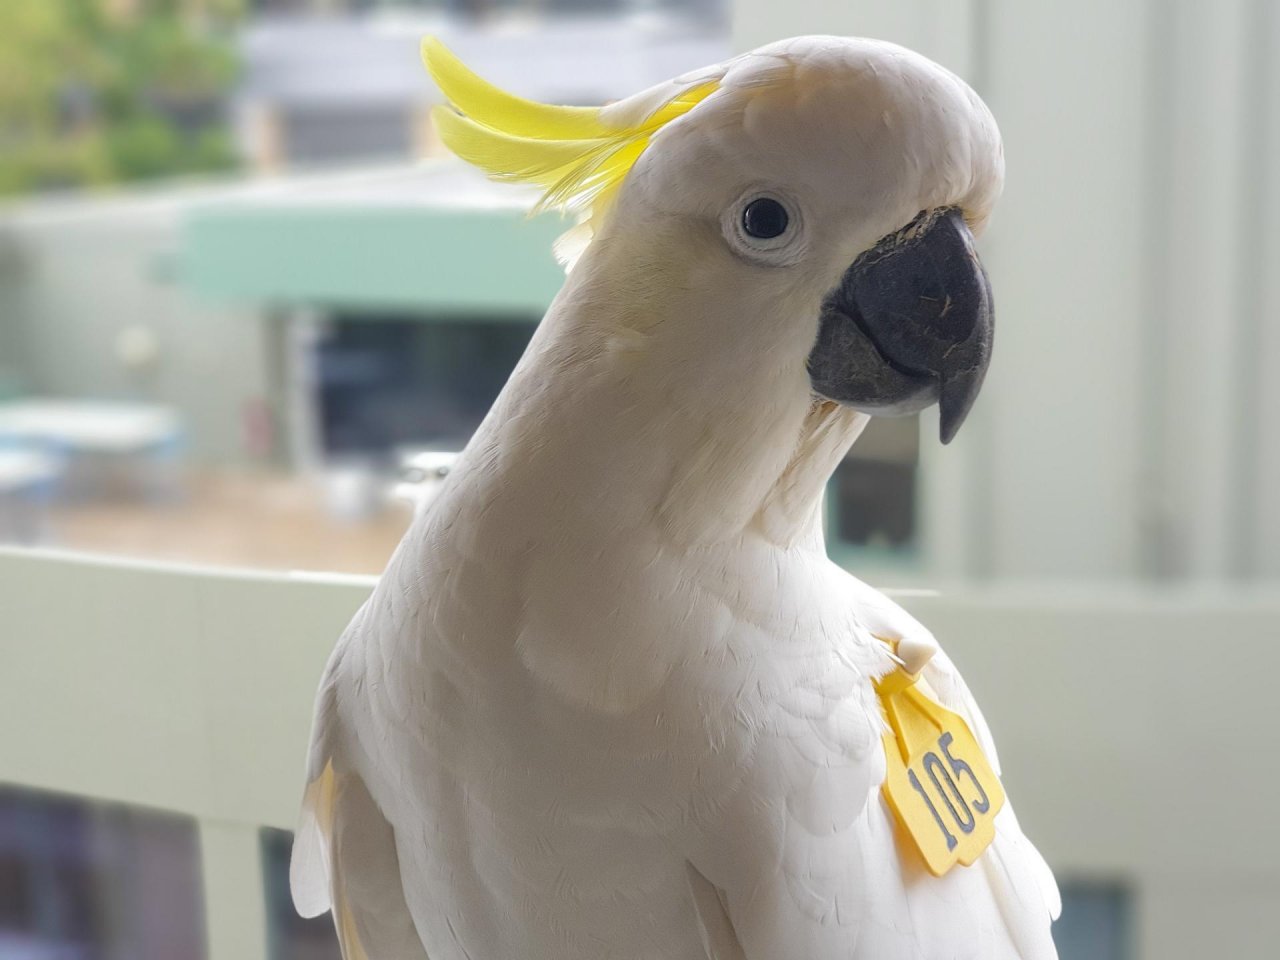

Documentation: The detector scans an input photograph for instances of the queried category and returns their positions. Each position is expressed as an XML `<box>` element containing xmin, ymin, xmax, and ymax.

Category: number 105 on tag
<box><xmin>881</xmin><ymin>703</ymin><xmax>1007</xmax><ymax>876</ymax></box>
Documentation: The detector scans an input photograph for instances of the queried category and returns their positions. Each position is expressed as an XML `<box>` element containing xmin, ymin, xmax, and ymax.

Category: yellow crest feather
<box><xmin>421</xmin><ymin>36</ymin><xmax>718</xmax><ymax>221</ymax></box>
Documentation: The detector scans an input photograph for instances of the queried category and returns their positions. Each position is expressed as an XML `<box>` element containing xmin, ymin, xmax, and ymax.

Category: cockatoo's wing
<box><xmin>291</xmin><ymin>630</ymin><xmax>429</xmax><ymax>960</ymax></box>
<box><xmin>685</xmin><ymin>861</ymin><xmax>749</xmax><ymax>960</ymax></box>
<box><xmin>849</xmin><ymin>575</ymin><xmax>1062</xmax><ymax>940</ymax></box>
<box><xmin>686</xmin><ymin>578</ymin><xmax>1059</xmax><ymax>960</ymax></box>
<box><xmin>851</xmin><ymin>577</ymin><xmax>1062</xmax><ymax>933</ymax></box>
<box><xmin>920</xmin><ymin>645</ymin><xmax>1064</xmax><ymax>945</ymax></box>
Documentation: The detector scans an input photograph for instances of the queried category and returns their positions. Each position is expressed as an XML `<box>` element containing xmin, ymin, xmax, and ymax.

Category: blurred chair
<box><xmin>392</xmin><ymin>448</ymin><xmax>459</xmax><ymax>519</ymax></box>
<box><xmin>0</xmin><ymin>441</ymin><xmax>63</xmax><ymax>545</ymax></box>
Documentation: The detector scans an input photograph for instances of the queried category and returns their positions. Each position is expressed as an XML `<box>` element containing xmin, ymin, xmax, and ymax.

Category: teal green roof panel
<box><xmin>181</xmin><ymin>203</ymin><xmax>567</xmax><ymax>316</ymax></box>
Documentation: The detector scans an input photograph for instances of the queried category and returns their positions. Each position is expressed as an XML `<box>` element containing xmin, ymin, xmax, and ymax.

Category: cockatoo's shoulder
<box><xmin>680</xmin><ymin>571</ymin><xmax>1060</xmax><ymax>960</ymax></box>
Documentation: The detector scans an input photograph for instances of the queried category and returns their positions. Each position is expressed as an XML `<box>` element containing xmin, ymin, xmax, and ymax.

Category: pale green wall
<box><xmin>1</xmin><ymin>547</ymin><xmax>1276</xmax><ymax>960</ymax></box>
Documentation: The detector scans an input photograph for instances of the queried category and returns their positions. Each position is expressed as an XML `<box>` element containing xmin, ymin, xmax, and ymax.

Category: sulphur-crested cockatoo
<box><xmin>291</xmin><ymin>35</ymin><xmax>1060</xmax><ymax>960</ymax></box>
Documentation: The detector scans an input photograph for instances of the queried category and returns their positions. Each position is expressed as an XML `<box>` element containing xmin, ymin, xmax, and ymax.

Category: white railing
<box><xmin>2</xmin><ymin>546</ymin><xmax>1277</xmax><ymax>958</ymax></box>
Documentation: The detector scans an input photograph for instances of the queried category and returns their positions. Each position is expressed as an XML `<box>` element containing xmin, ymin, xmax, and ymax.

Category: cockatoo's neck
<box><xmin>476</xmin><ymin>244</ymin><xmax>869</xmax><ymax>551</ymax></box>
<box><xmin>754</xmin><ymin>399</ymin><xmax>870</xmax><ymax>547</ymax></box>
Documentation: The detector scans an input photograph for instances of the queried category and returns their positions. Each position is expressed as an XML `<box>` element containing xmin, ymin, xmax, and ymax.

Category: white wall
<box><xmin>0</xmin><ymin>196</ymin><xmax>272</xmax><ymax>465</ymax></box>
<box><xmin>734</xmin><ymin>0</ymin><xmax>1280</xmax><ymax>583</ymax></box>
<box><xmin>0</xmin><ymin>549</ymin><xmax>369</xmax><ymax>960</ymax></box>
<box><xmin>3</xmin><ymin>547</ymin><xmax>1277</xmax><ymax>959</ymax></box>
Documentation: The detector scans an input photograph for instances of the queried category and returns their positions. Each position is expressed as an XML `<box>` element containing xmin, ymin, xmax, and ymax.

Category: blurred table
<box><xmin>0</xmin><ymin>400</ymin><xmax>181</xmax><ymax>452</ymax></box>
<box><xmin>0</xmin><ymin>400</ymin><xmax>184</xmax><ymax>502</ymax></box>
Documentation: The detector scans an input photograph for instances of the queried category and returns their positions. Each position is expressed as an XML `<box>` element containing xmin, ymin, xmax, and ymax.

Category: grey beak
<box><xmin>807</xmin><ymin>207</ymin><xmax>994</xmax><ymax>443</ymax></box>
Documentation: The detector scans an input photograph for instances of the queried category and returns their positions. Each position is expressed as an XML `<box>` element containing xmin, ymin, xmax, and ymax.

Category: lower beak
<box><xmin>807</xmin><ymin>207</ymin><xmax>994</xmax><ymax>443</ymax></box>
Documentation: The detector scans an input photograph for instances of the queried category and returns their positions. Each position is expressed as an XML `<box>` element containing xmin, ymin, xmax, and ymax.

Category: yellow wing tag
<box><xmin>875</xmin><ymin>658</ymin><xmax>1005</xmax><ymax>877</ymax></box>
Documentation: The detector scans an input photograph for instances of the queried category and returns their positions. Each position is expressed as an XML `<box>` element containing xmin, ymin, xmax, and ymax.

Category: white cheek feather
<box><xmin>290</xmin><ymin>34</ymin><xmax>1057</xmax><ymax>960</ymax></box>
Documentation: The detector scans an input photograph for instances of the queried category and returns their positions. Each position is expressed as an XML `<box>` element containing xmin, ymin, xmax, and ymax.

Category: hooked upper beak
<box><xmin>807</xmin><ymin>207</ymin><xmax>994</xmax><ymax>443</ymax></box>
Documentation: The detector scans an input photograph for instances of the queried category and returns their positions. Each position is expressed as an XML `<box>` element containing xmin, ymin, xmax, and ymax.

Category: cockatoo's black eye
<box><xmin>722</xmin><ymin>189</ymin><xmax>805</xmax><ymax>265</ymax></box>
<box><xmin>742</xmin><ymin>198</ymin><xmax>789</xmax><ymax>239</ymax></box>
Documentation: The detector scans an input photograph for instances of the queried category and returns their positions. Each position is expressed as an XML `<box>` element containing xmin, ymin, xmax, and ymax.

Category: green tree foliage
<box><xmin>0</xmin><ymin>1</ymin><xmax>244</xmax><ymax>196</ymax></box>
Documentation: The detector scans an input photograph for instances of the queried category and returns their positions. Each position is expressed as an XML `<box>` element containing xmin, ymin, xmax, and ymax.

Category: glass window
<box><xmin>315</xmin><ymin>313</ymin><xmax>535</xmax><ymax>460</ymax></box>
<box><xmin>1055</xmin><ymin>880</ymin><xmax>1132</xmax><ymax>960</ymax></box>
<box><xmin>0</xmin><ymin>784</ymin><xmax>206</xmax><ymax>960</ymax></box>
<box><xmin>827</xmin><ymin>415</ymin><xmax>920</xmax><ymax>556</ymax></box>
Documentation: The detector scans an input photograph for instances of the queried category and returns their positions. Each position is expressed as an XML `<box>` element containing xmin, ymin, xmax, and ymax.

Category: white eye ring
<box><xmin>721</xmin><ymin>188</ymin><xmax>807</xmax><ymax>266</ymax></box>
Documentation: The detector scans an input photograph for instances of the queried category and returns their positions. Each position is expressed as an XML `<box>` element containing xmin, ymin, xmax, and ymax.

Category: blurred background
<box><xmin>0</xmin><ymin>1</ymin><xmax>1276</xmax><ymax>959</ymax></box>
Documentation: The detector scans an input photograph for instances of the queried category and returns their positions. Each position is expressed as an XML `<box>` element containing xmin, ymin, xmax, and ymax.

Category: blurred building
<box><xmin>236</xmin><ymin>1</ymin><xmax>727</xmax><ymax>169</ymax></box>
<box><xmin>0</xmin><ymin>3</ymin><xmax>735</xmax><ymax>574</ymax></box>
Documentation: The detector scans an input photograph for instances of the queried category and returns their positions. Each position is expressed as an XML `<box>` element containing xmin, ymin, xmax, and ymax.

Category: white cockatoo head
<box><xmin>426</xmin><ymin>35</ymin><xmax>1003</xmax><ymax>444</ymax></box>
